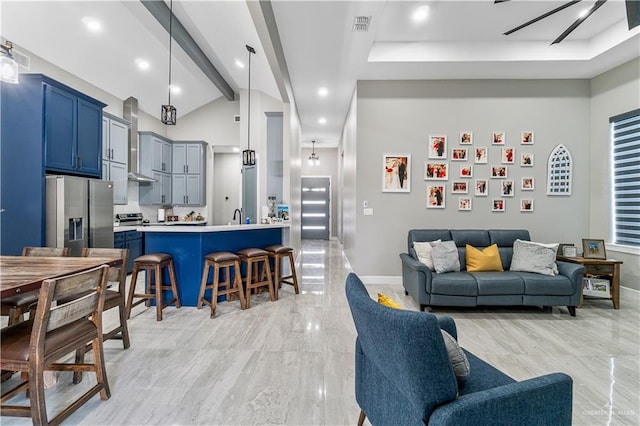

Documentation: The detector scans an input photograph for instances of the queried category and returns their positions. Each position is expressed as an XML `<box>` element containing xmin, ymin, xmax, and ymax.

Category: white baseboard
<box><xmin>359</xmin><ymin>276</ymin><xmax>403</xmax><ymax>285</ymax></box>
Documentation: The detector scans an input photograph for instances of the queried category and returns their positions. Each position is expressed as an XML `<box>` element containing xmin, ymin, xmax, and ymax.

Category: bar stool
<box><xmin>237</xmin><ymin>248</ymin><xmax>275</xmax><ymax>308</ymax></box>
<box><xmin>265</xmin><ymin>245</ymin><xmax>300</xmax><ymax>299</ymax></box>
<box><xmin>126</xmin><ymin>253</ymin><xmax>181</xmax><ymax>321</ymax></box>
<box><xmin>197</xmin><ymin>252</ymin><xmax>247</xmax><ymax>318</ymax></box>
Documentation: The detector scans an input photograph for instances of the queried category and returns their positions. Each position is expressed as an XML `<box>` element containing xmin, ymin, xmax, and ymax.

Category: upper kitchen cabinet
<box><xmin>38</xmin><ymin>76</ymin><xmax>105</xmax><ymax>178</ymax></box>
<box><xmin>172</xmin><ymin>141</ymin><xmax>206</xmax><ymax>206</ymax></box>
<box><xmin>0</xmin><ymin>74</ymin><xmax>105</xmax><ymax>255</ymax></box>
<box><xmin>139</xmin><ymin>132</ymin><xmax>172</xmax><ymax>205</ymax></box>
<box><xmin>102</xmin><ymin>113</ymin><xmax>130</xmax><ymax>204</ymax></box>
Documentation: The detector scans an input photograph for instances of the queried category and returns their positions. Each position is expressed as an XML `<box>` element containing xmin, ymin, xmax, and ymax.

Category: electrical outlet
<box><xmin>363</xmin><ymin>208</ymin><xmax>374</xmax><ymax>216</ymax></box>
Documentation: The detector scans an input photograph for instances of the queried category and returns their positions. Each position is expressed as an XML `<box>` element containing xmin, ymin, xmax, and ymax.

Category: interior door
<box><xmin>301</xmin><ymin>177</ymin><xmax>330</xmax><ymax>240</ymax></box>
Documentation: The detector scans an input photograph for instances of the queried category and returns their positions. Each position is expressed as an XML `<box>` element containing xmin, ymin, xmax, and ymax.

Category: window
<box><xmin>611</xmin><ymin>109</ymin><xmax>640</xmax><ymax>247</ymax></box>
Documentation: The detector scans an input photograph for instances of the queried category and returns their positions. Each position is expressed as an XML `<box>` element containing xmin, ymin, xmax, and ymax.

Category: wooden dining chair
<box><xmin>0</xmin><ymin>265</ymin><xmax>111</xmax><ymax>425</ymax></box>
<box><xmin>0</xmin><ymin>247</ymin><xmax>70</xmax><ymax>326</ymax></box>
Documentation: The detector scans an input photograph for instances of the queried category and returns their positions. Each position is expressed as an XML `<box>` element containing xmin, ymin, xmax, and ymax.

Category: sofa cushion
<box><xmin>408</xmin><ymin>229</ymin><xmax>452</xmax><ymax>253</ymax></box>
<box><xmin>472</xmin><ymin>272</ymin><xmax>525</xmax><ymax>295</ymax></box>
<box><xmin>413</xmin><ymin>240</ymin><xmax>441</xmax><ymax>270</ymax></box>
<box><xmin>441</xmin><ymin>330</ymin><xmax>470</xmax><ymax>384</ymax></box>
<box><xmin>510</xmin><ymin>239</ymin><xmax>559</xmax><ymax>276</ymax></box>
<box><xmin>432</xmin><ymin>241</ymin><xmax>461</xmax><ymax>273</ymax></box>
<box><xmin>378</xmin><ymin>292</ymin><xmax>402</xmax><ymax>309</ymax></box>
<box><xmin>432</xmin><ymin>272</ymin><xmax>478</xmax><ymax>296</ymax></box>
<box><xmin>466</xmin><ymin>244</ymin><xmax>504</xmax><ymax>272</ymax></box>
<box><xmin>458</xmin><ymin>350</ymin><xmax>515</xmax><ymax>396</ymax></box>
<box><xmin>515</xmin><ymin>272</ymin><xmax>575</xmax><ymax>295</ymax></box>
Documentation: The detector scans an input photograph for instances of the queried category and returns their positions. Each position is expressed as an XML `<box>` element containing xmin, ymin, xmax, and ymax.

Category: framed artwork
<box><xmin>501</xmin><ymin>147</ymin><xmax>515</xmax><ymax>164</ymax></box>
<box><xmin>451</xmin><ymin>148</ymin><xmax>468</xmax><ymax>161</ymax></box>
<box><xmin>429</xmin><ymin>135</ymin><xmax>447</xmax><ymax>159</ymax></box>
<box><xmin>491</xmin><ymin>165</ymin><xmax>508</xmax><ymax>178</ymax></box>
<box><xmin>475</xmin><ymin>147</ymin><xmax>488</xmax><ymax>164</ymax></box>
<box><xmin>475</xmin><ymin>179</ymin><xmax>488</xmax><ymax>196</ymax></box>
<box><xmin>520</xmin><ymin>199</ymin><xmax>534</xmax><ymax>212</ymax></box>
<box><xmin>501</xmin><ymin>180</ymin><xmax>514</xmax><ymax>197</ymax></box>
<box><xmin>452</xmin><ymin>181</ymin><xmax>468</xmax><ymax>194</ymax></box>
<box><xmin>492</xmin><ymin>199</ymin><xmax>505</xmax><ymax>212</ymax></box>
<box><xmin>521</xmin><ymin>131</ymin><xmax>534</xmax><ymax>145</ymax></box>
<box><xmin>459</xmin><ymin>198</ymin><xmax>472</xmax><ymax>211</ymax></box>
<box><xmin>460</xmin><ymin>165</ymin><xmax>473</xmax><ymax>178</ymax></box>
<box><xmin>582</xmin><ymin>239</ymin><xmax>607</xmax><ymax>259</ymax></box>
<box><xmin>521</xmin><ymin>177</ymin><xmax>535</xmax><ymax>191</ymax></box>
<box><xmin>520</xmin><ymin>153</ymin><xmax>534</xmax><ymax>166</ymax></box>
<box><xmin>427</xmin><ymin>185</ymin><xmax>446</xmax><ymax>208</ymax></box>
<box><xmin>547</xmin><ymin>144</ymin><xmax>572</xmax><ymax>195</ymax></box>
<box><xmin>492</xmin><ymin>131</ymin><xmax>506</xmax><ymax>145</ymax></box>
<box><xmin>424</xmin><ymin>162</ymin><xmax>448</xmax><ymax>180</ymax></box>
<box><xmin>382</xmin><ymin>154</ymin><xmax>411</xmax><ymax>193</ymax></box>
<box><xmin>460</xmin><ymin>131</ymin><xmax>473</xmax><ymax>145</ymax></box>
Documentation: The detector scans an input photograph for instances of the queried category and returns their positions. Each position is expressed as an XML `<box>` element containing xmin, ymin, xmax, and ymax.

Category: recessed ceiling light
<box><xmin>412</xmin><ymin>5</ymin><xmax>430</xmax><ymax>22</ymax></box>
<box><xmin>169</xmin><ymin>85</ymin><xmax>181</xmax><ymax>95</ymax></box>
<box><xmin>578</xmin><ymin>7</ymin><xmax>589</xmax><ymax>18</ymax></box>
<box><xmin>233</xmin><ymin>147</ymin><xmax>240</xmax><ymax>153</ymax></box>
<box><xmin>81</xmin><ymin>16</ymin><xmax>102</xmax><ymax>33</ymax></box>
<box><xmin>318</xmin><ymin>117</ymin><xmax>327</xmax><ymax>125</ymax></box>
<box><xmin>135</xmin><ymin>58</ymin><xmax>150</xmax><ymax>71</ymax></box>
<box><xmin>318</xmin><ymin>87</ymin><xmax>328</xmax><ymax>97</ymax></box>
<box><xmin>235</xmin><ymin>58</ymin><xmax>245</xmax><ymax>69</ymax></box>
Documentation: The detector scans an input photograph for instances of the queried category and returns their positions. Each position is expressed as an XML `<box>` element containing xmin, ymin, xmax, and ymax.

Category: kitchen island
<box><xmin>139</xmin><ymin>223</ymin><xmax>290</xmax><ymax>307</ymax></box>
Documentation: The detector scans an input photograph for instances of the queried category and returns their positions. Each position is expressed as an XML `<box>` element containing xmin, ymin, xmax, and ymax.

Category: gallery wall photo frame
<box><xmin>521</xmin><ymin>131</ymin><xmax>534</xmax><ymax>145</ymax></box>
<box><xmin>501</xmin><ymin>180</ymin><xmax>515</xmax><ymax>197</ymax></box>
<box><xmin>424</xmin><ymin>162</ymin><xmax>449</xmax><ymax>180</ymax></box>
<box><xmin>429</xmin><ymin>135</ymin><xmax>447</xmax><ymax>159</ymax></box>
<box><xmin>460</xmin><ymin>131</ymin><xmax>473</xmax><ymax>145</ymax></box>
<box><xmin>427</xmin><ymin>185</ymin><xmax>446</xmax><ymax>208</ymax></box>
<box><xmin>492</xmin><ymin>199</ymin><xmax>506</xmax><ymax>212</ymax></box>
<box><xmin>520</xmin><ymin>199</ymin><xmax>534</xmax><ymax>212</ymax></box>
<box><xmin>521</xmin><ymin>177</ymin><xmax>535</xmax><ymax>191</ymax></box>
<box><xmin>460</xmin><ymin>165</ymin><xmax>473</xmax><ymax>178</ymax></box>
<box><xmin>452</xmin><ymin>181</ymin><xmax>468</xmax><ymax>194</ymax></box>
<box><xmin>475</xmin><ymin>147</ymin><xmax>488</xmax><ymax>164</ymax></box>
<box><xmin>491</xmin><ymin>165</ymin><xmax>508</xmax><ymax>178</ymax></box>
<box><xmin>459</xmin><ymin>197</ymin><xmax>472</xmax><ymax>211</ymax></box>
<box><xmin>475</xmin><ymin>179</ymin><xmax>488</xmax><ymax>196</ymax></box>
<box><xmin>492</xmin><ymin>131</ymin><xmax>506</xmax><ymax>145</ymax></box>
<box><xmin>520</xmin><ymin>153</ymin><xmax>534</xmax><ymax>166</ymax></box>
<box><xmin>582</xmin><ymin>239</ymin><xmax>607</xmax><ymax>259</ymax></box>
<box><xmin>452</xmin><ymin>148</ymin><xmax>468</xmax><ymax>161</ymax></box>
<box><xmin>502</xmin><ymin>147</ymin><xmax>515</xmax><ymax>164</ymax></box>
<box><xmin>382</xmin><ymin>153</ymin><xmax>411</xmax><ymax>193</ymax></box>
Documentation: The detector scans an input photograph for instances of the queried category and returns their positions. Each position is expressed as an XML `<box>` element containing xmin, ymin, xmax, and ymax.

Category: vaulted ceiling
<box><xmin>2</xmin><ymin>1</ymin><xmax>638</xmax><ymax>148</ymax></box>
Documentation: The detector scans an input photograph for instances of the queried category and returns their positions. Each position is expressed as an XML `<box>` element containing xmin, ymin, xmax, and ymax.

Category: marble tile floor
<box><xmin>1</xmin><ymin>239</ymin><xmax>638</xmax><ymax>425</ymax></box>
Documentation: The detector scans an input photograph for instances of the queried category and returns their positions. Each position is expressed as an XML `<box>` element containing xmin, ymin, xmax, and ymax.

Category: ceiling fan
<box><xmin>497</xmin><ymin>0</ymin><xmax>640</xmax><ymax>45</ymax></box>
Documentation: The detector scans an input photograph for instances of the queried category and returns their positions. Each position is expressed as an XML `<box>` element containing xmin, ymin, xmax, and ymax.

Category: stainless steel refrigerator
<box><xmin>46</xmin><ymin>175</ymin><xmax>114</xmax><ymax>256</ymax></box>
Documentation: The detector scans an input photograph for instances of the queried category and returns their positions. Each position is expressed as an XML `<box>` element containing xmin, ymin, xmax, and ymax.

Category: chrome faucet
<box><xmin>233</xmin><ymin>208</ymin><xmax>242</xmax><ymax>224</ymax></box>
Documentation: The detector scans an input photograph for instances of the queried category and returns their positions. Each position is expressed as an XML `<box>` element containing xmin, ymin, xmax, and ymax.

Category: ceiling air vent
<box><xmin>352</xmin><ymin>16</ymin><xmax>371</xmax><ymax>32</ymax></box>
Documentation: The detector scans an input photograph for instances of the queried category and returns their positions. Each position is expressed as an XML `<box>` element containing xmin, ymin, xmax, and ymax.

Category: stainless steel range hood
<box><xmin>123</xmin><ymin>97</ymin><xmax>156</xmax><ymax>182</ymax></box>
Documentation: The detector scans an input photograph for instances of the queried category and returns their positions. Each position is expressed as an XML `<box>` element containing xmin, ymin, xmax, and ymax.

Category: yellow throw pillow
<box><xmin>377</xmin><ymin>293</ymin><xmax>401</xmax><ymax>309</ymax></box>
<box><xmin>465</xmin><ymin>244</ymin><xmax>504</xmax><ymax>272</ymax></box>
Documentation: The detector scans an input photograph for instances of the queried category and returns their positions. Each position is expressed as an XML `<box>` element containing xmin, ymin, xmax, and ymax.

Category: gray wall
<box><xmin>589</xmin><ymin>58</ymin><xmax>640</xmax><ymax>290</ymax></box>
<box><xmin>348</xmin><ymin>79</ymin><xmax>592</xmax><ymax>277</ymax></box>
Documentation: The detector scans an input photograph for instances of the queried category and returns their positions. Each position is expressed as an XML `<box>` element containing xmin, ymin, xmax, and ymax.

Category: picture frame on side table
<box><xmin>582</xmin><ymin>239</ymin><xmax>607</xmax><ymax>259</ymax></box>
<box><xmin>560</xmin><ymin>245</ymin><xmax>577</xmax><ymax>257</ymax></box>
<box><xmin>382</xmin><ymin>154</ymin><xmax>411</xmax><ymax>192</ymax></box>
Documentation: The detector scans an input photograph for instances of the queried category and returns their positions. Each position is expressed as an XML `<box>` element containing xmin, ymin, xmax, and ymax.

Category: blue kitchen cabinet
<box><xmin>0</xmin><ymin>74</ymin><xmax>105</xmax><ymax>255</ymax></box>
<box><xmin>114</xmin><ymin>230</ymin><xmax>143</xmax><ymax>274</ymax></box>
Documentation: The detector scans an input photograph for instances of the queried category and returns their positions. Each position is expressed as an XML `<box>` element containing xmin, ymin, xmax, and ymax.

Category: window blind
<box><xmin>611</xmin><ymin>109</ymin><xmax>640</xmax><ymax>247</ymax></box>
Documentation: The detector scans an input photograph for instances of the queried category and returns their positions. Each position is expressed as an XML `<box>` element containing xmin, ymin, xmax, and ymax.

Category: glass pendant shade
<box><xmin>0</xmin><ymin>42</ymin><xmax>19</xmax><ymax>84</ymax></box>
<box><xmin>161</xmin><ymin>104</ymin><xmax>177</xmax><ymax>125</ymax></box>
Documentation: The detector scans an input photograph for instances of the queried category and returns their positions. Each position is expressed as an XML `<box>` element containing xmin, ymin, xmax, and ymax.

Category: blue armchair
<box><xmin>345</xmin><ymin>273</ymin><xmax>573</xmax><ymax>426</ymax></box>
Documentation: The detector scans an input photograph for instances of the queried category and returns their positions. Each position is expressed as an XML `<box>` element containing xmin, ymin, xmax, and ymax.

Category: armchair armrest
<box><xmin>437</xmin><ymin>316</ymin><xmax>457</xmax><ymax>340</ymax></box>
<box><xmin>556</xmin><ymin>261</ymin><xmax>586</xmax><ymax>296</ymax></box>
<box><xmin>428</xmin><ymin>373</ymin><xmax>573</xmax><ymax>426</ymax></box>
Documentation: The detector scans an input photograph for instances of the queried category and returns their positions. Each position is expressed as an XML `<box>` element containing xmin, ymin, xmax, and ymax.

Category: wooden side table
<box><xmin>557</xmin><ymin>256</ymin><xmax>623</xmax><ymax>309</ymax></box>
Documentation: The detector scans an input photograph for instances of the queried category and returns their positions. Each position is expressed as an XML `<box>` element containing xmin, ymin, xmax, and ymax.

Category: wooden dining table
<box><xmin>0</xmin><ymin>256</ymin><xmax>123</xmax><ymax>299</ymax></box>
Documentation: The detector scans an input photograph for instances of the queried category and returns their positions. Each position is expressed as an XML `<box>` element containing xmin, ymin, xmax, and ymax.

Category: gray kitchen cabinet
<box><xmin>172</xmin><ymin>141</ymin><xmax>206</xmax><ymax>206</ymax></box>
<box><xmin>102</xmin><ymin>113</ymin><xmax>129</xmax><ymax>204</ymax></box>
<box><xmin>139</xmin><ymin>132</ymin><xmax>172</xmax><ymax>205</ymax></box>
<box><xmin>139</xmin><ymin>170</ymin><xmax>171</xmax><ymax>205</ymax></box>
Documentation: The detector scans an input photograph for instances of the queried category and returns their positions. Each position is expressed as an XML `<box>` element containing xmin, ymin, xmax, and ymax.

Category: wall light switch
<box><xmin>363</xmin><ymin>208</ymin><xmax>374</xmax><ymax>216</ymax></box>
<box><xmin>363</xmin><ymin>200</ymin><xmax>368</xmax><ymax>208</ymax></box>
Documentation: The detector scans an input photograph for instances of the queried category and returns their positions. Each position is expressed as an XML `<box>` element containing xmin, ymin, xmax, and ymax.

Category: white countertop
<box><xmin>138</xmin><ymin>223</ymin><xmax>290</xmax><ymax>233</ymax></box>
<box><xmin>114</xmin><ymin>225</ymin><xmax>140</xmax><ymax>233</ymax></box>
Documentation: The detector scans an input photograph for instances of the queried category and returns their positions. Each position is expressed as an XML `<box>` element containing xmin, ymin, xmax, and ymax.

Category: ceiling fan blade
<box><xmin>552</xmin><ymin>0</ymin><xmax>608</xmax><ymax>44</ymax></box>
<box><xmin>627</xmin><ymin>0</ymin><xmax>640</xmax><ymax>29</ymax></box>
<box><xmin>504</xmin><ymin>0</ymin><xmax>582</xmax><ymax>35</ymax></box>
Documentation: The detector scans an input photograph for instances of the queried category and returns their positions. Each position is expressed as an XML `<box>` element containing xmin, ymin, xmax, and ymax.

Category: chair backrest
<box><xmin>31</xmin><ymin>265</ymin><xmax>109</xmax><ymax>349</ymax></box>
<box><xmin>22</xmin><ymin>246</ymin><xmax>70</xmax><ymax>257</ymax></box>
<box><xmin>82</xmin><ymin>248</ymin><xmax>128</xmax><ymax>293</ymax></box>
<box><xmin>345</xmin><ymin>273</ymin><xmax>458</xmax><ymax>423</ymax></box>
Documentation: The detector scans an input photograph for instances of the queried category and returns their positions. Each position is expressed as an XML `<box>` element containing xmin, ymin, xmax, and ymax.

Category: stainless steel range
<box><xmin>115</xmin><ymin>212</ymin><xmax>144</xmax><ymax>226</ymax></box>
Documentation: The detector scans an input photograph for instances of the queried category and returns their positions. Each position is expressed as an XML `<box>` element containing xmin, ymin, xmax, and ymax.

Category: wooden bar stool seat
<box><xmin>197</xmin><ymin>252</ymin><xmax>247</xmax><ymax>318</ymax></box>
<box><xmin>126</xmin><ymin>253</ymin><xmax>181</xmax><ymax>321</ymax></box>
<box><xmin>265</xmin><ymin>244</ymin><xmax>300</xmax><ymax>299</ymax></box>
<box><xmin>237</xmin><ymin>248</ymin><xmax>275</xmax><ymax>308</ymax></box>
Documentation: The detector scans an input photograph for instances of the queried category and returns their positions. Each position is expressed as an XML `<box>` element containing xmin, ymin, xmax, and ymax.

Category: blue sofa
<box><xmin>399</xmin><ymin>229</ymin><xmax>586</xmax><ymax>316</ymax></box>
<box><xmin>345</xmin><ymin>272</ymin><xmax>573</xmax><ymax>426</ymax></box>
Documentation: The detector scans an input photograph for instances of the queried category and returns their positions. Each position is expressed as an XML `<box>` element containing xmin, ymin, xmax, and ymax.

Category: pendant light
<box><xmin>0</xmin><ymin>41</ymin><xmax>20</xmax><ymax>84</ymax></box>
<box><xmin>243</xmin><ymin>44</ymin><xmax>256</xmax><ymax>166</ymax></box>
<box><xmin>308</xmin><ymin>141</ymin><xmax>320</xmax><ymax>165</ymax></box>
<box><xmin>161</xmin><ymin>0</ymin><xmax>177</xmax><ymax>125</ymax></box>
